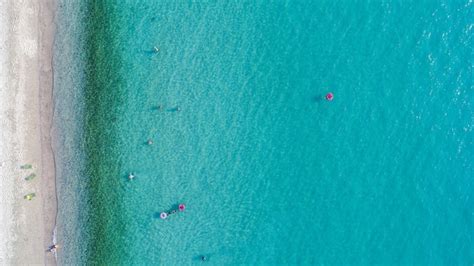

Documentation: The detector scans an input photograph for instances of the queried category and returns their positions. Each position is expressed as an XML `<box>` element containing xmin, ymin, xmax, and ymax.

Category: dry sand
<box><xmin>0</xmin><ymin>0</ymin><xmax>57</xmax><ymax>265</ymax></box>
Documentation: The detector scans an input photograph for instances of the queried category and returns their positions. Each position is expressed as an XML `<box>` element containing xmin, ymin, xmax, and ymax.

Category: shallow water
<box><xmin>55</xmin><ymin>1</ymin><xmax>473</xmax><ymax>264</ymax></box>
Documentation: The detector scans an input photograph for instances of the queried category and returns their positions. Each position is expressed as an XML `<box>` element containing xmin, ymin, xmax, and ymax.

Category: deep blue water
<box><xmin>54</xmin><ymin>1</ymin><xmax>473</xmax><ymax>264</ymax></box>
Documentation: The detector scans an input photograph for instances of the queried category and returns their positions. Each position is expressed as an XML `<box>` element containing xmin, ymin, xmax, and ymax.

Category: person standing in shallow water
<box><xmin>48</xmin><ymin>244</ymin><xmax>59</xmax><ymax>252</ymax></box>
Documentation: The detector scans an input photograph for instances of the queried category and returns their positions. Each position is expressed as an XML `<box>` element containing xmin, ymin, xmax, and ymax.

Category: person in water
<box><xmin>201</xmin><ymin>256</ymin><xmax>207</xmax><ymax>261</ymax></box>
<box><xmin>49</xmin><ymin>244</ymin><xmax>59</xmax><ymax>252</ymax></box>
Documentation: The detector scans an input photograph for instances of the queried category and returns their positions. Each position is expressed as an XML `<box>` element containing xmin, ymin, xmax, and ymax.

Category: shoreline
<box><xmin>0</xmin><ymin>0</ymin><xmax>57</xmax><ymax>264</ymax></box>
<box><xmin>39</xmin><ymin>0</ymin><xmax>58</xmax><ymax>265</ymax></box>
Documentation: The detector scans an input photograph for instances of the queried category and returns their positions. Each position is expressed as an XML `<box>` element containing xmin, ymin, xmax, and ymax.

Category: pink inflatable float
<box><xmin>326</xmin><ymin>92</ymin><xmax>334</xmax><ymax>101</ymax></box>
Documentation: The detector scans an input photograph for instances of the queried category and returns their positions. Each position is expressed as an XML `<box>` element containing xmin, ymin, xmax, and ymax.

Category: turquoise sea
<box><xmin>53</xmin><ymin>0</ymin><xmax>473</xmax><ymax>265</ymax></box>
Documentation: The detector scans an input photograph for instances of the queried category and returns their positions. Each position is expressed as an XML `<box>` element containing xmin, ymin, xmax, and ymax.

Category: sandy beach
<box><xmin>0</xmin><ymin>0</ymin><xmax>57</xmax><ymax>265</ymax></box>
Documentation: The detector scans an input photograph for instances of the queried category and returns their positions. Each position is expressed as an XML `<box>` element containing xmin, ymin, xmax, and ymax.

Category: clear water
<box><xmin>54</xmin><ymin>1</ymin><xmax>473</xmax><ymax>264</ymax></box>
<box><xmin>53</xmin><ymin>1</ymin><xmax>89</xmax><ymax>264</ymax></box>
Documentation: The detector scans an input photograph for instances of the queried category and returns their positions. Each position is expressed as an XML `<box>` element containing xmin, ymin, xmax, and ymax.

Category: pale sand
<box><xmin>0</xmin><ymin>0</ymin><xmax>57</xmax><ymax>265</ymax></box>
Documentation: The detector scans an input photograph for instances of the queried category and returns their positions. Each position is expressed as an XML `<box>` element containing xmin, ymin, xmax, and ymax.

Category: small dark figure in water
<box><xmin>201</xmin><ymin>256</ymin><xmax>207</xmax><ymax>261</ymax></box>
<box><xmin>157</xmin><ymin>105</ymin><xmax>163</xmax><ymax>111</ymax></box>
<box><xmin>176</xmin><ymin>106</ymin><xmax>181</xmax><ymax>112</ymax></box>
<box><xmin>48</xmin><ymin>244</ymin><xmax>59</xmax><ymax>252</ymax></box>
<box><xmin>147</xmin><ymin>139</ymin><xmax>153</xmax><ymax>145</ymax></box>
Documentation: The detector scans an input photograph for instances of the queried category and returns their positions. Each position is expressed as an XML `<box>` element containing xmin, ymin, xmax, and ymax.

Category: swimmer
<box><xmin>147</xmin><ymin>139</ymin><xmax>154</xmax><ymax>145</ymax></box>
<box><xmin>157</xmin><ymin>104</ymin><xmax>163</xmax><ymax>111</ymax></box>
<box><xmin>128</xmin><ymin>173</ymin><xmax>135</xmax><ymax>180</ymax></box>
<box><xmin>176</xmin><ymin>106</ymin><xmax>181</xmax><ymax>112</ymax></box>
<box><xmin>201</xmin><ymin>256</ymin><xmax>207</xmax><ymax>261</ymax></box>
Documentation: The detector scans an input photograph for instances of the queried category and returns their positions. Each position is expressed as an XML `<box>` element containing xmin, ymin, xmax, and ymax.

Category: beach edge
<box><xmin>39</xmin><ymin>0</ymin><xmax>58</xmax><ymax>265</ymax></box>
